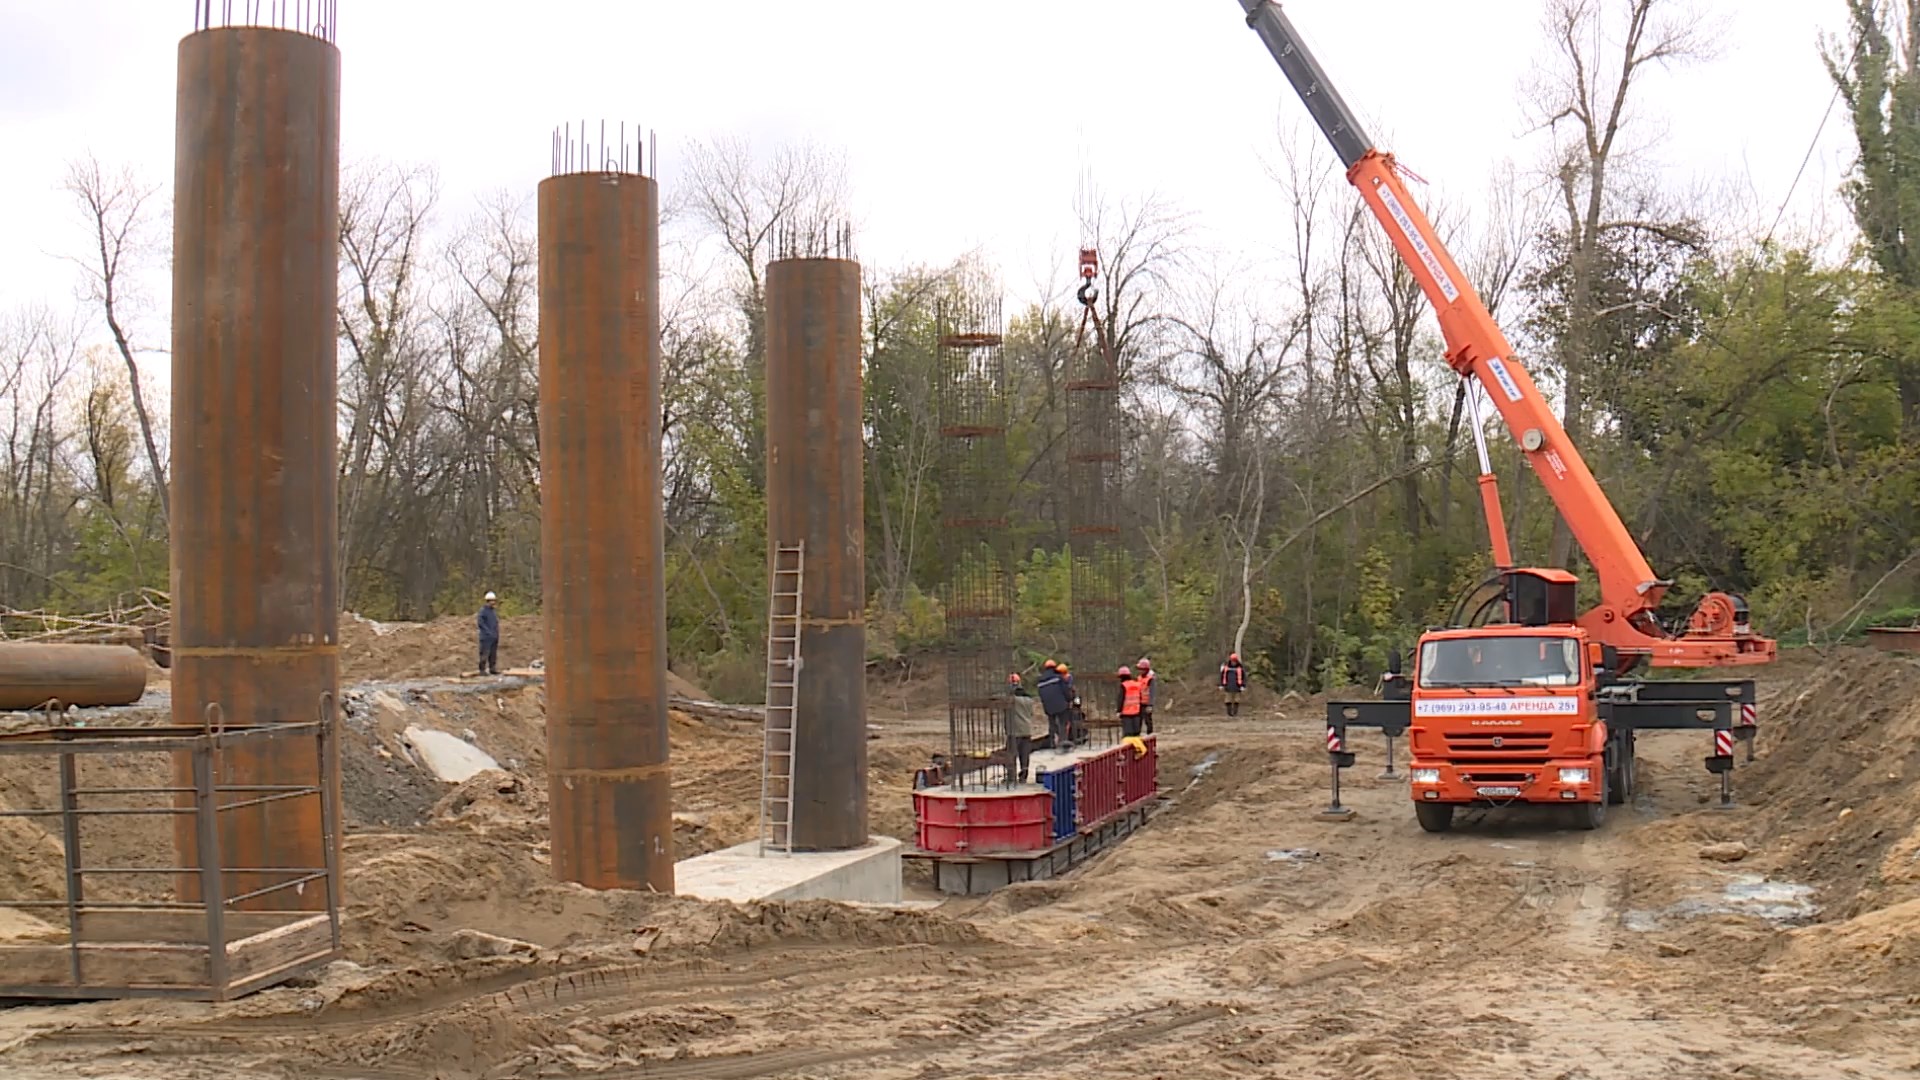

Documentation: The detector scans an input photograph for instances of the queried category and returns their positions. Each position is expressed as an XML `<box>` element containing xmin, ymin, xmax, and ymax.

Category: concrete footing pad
<box><xmin>675</xmin><ymin>836</ymin><xmax>904</xmax><ymax>904</ymax></box>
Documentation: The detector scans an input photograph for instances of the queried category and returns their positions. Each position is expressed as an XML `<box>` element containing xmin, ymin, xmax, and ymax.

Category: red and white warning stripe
<box><xmin>1739</xmin><ymin>702</ymin><xmax>1757</xmax><ymax>727</ymax></box>
<box><xmin>1326</xmin><ymin>726</ymin><xmax>1344</xmax><ymax>753</ymax></box>
<box><xmin>1714</xmin><ymin>729</ymin><xmax>1735</xmax><ymax>757</ymax></box>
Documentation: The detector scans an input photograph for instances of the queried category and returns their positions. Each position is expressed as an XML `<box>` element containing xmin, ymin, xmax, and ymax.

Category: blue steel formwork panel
<box><xmin>1038</xmin><ymin>766</ymin><xmax>1078</xmax><ymax>840</ymax></box>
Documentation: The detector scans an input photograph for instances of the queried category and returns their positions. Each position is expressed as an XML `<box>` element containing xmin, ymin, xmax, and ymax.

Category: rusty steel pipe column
<box><xmin>766</xmin><ymin>255</ymin><xmax>868</xmax><ymax>851</ymax></box>
<box><xmin>169</xmin><ymin>23</ymin><xmax>341</xmax><ymax>913</ymax></box>
<box><xmin>538</xmin><ymin>132</ymin><xmax>673</xmax><ymax>892</ymax></box>
<box><xmin>0</xmin><ymin>644</ymin><xmax>148</xmax><ymax>710</ymax></box>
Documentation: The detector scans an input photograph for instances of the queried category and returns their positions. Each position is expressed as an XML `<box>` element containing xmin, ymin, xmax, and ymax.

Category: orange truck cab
<box><xmin>1405</xmin><ymin>625</ymin><xmax>1607</xmax><ymax>832</ymax></box>
<box><xmin>1324</xmin><ymin>569</ymin><xmax>1758</xmax><ymax>833</ymax></box>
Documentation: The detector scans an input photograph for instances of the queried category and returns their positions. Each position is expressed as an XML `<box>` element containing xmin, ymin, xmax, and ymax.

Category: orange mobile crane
<box><xmin>1230</xmin><ymin>2</ymin><xmax>1774</xmax><ymax>831</ymax></box>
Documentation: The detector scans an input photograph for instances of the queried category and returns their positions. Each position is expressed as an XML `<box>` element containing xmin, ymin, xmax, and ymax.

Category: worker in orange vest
<box><xmin>1219</xmin><ymin>652</ymin><xmax>1247</xmax><ymax>716</ymax></box>
<box><xmin>1116</xmin><ymin>666</ymin><xmax>1145</xmax><ymax>739</ymax></box>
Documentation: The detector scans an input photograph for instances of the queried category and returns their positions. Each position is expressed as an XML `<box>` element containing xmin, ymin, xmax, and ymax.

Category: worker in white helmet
<box><xmin>477</xmin><ymin>591</ymin><xmax>501</xmax><ymax>675</ymax></box>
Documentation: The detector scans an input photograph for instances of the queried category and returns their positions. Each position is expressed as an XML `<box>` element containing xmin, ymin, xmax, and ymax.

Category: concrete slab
<box><xmin>675</xmin><ymin>836</ymin><xmax>903</xmax><ymax>904</ymax></box>
<box><xmin>401</xmin><ymin>725</ymin><xmax>501</xmax><ymax>782</ymax></box>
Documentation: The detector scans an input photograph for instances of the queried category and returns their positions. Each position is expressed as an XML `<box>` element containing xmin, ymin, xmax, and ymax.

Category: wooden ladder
<box><xmin>759</xmin><ymin>542</ymin><xmax>805</xmax><ymax>855</ymax></box>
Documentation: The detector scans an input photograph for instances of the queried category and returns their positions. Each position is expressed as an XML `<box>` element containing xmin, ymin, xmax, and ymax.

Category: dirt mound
<box><xmin>1737</xmin><ymin>647</ymin><xmax>1920</xmax><ymax>916</ymax></box>
<box><xmin>0</xmin><ymin>799</ymin><xmax>66</xmax><ymax>903</ymax></box>
<box><xmin>341</xmin><ymin>612</ymin><xmax>545</xmax><ymax>681</ymax></box>
<box><xmin>1772</xmin><ymin>897</ymin><xmax>1920</xmax><ymax>988</ymax></box>
<box><xmin>340</xmin><ymin>612</ymin><xmax>711</xmax><ymax>701</ymax></box>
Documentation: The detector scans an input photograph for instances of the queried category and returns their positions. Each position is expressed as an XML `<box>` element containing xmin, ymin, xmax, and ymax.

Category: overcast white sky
<box><xmin>0</xmin><ymin>0</ymin><xmax>1859</xmax><ymax>361</ymax></box>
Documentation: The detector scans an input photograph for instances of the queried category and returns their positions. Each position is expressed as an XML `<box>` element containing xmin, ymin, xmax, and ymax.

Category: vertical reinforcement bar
<box><xmin>58</xmin><ymin>745</ymin><xmax>82</xmax><ymax>985</ymax></box>
<box><xmin>192</xmin><ymin>742</ymin><xmax>230</xmax><ymax>994</ymax></box>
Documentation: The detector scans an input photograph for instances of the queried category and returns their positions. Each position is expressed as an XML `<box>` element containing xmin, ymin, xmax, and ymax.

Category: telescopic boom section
<box><xmin>1233</xmin><ymin>0</ymin><xmax>1773</xmax><ymax>667</ymax></box>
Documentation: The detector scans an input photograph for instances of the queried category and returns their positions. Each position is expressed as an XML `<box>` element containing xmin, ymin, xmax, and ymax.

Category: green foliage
<box><xmin>1013</xmin><ymin>548</ymin><xmax>1071</xmax><ymax>651</ymax></box>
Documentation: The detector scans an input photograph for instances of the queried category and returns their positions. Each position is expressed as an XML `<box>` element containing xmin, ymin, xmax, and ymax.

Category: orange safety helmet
<box><xmin>1136</xmin><ymin>657</ymin><xmax>1152</xmax><ymax>671</ymax></box>
<box><xmin>1043</xmin><ymin>658</ymin><xmax>1058</xmax><ymax>670</ymax></box>
<box><xmin>1008</xmin><ymin>672</ymin><xmax>1021</xmax><ymax>685</ymax></box>
<box><xmin>1116</xmin><ymin>666</ymin><xmax>1132</xmax><ymax>677</ymax></box>
<box><xmin>1229</xmin><ymin>652</ymin><xmax>1240</xmax><ymax>662</ymax></box>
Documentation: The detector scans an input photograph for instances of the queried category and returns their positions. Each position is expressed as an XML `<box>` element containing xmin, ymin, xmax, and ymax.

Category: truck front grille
<box><xmin>1443</xmin><ymin>731</ymin><xmax>1553</xmax><ymax>762</ymax></box>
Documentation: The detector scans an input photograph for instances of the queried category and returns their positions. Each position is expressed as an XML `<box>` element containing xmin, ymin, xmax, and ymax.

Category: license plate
<box><xmin>1475</xmin><ymin>786</ymin><xmax>1523</xmax><ymax>798</ymax></box>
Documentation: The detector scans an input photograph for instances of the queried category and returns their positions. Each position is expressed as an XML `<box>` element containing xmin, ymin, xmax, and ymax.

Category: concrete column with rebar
<box><xmin>765</xmin><ymin>252</ymin><xmax>867</xmax><ymax>852</ymax></box>
<box><xmin>538</xmin><ymin>126</ymin><xmax>673</xmax><ymax>891</ymax></box>
<box><xmin>169</xmin><ymin>21</ymin><xmax>342</xmax><ymax>912</ymax></box>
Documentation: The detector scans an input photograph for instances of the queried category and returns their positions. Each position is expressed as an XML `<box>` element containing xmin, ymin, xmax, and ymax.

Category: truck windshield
<box><xmin>1418</xmin><ymin>636</ymin><xmax>1582</xmax><ymax>688</ymax></box>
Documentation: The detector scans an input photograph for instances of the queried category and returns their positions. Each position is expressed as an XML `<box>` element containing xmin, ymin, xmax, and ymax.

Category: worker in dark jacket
<box><xmin>1058</xmin><ymin>663</ymin><xmax>1085</xmax><ymax>744</ymax></box>
<box><xmin>1219</xmin><ymin>652</ymin><xmax>1247</xmax><ymax>716</ymax></box>
<box><xmin>476</xmin><ymin>591</ymin><xmax>501</xmax><ymax>675</ymax></box>
<box><xmin>1036</xmin><ymin>661</ymin><xmax>1073</xmax><ymax>748</ymax></box>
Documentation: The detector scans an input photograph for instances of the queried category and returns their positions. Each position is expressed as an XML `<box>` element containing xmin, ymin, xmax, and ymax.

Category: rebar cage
<box><xmin>0</xmin><ymin>701</ymin><xmax>342</xmax><ymax>1001</ymax></box>
<box><xmin>937</xmin><ymin>291</ymin><xmax>1019</xmax><ymax>788</ymax></box>
<box><xmin>1067</xmin><ymin>329</ymin><xmax>1126</xmax><ymax>737</ymax></box>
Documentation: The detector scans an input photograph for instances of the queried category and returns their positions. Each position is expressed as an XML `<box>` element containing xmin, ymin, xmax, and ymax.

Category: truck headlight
<box><xmin>1411</xmin><ymin>768</ymin><xmax>1441</xmax><ymax>784</ymax></box>
<box><xmin>1558</xmin><ymin>768</ymin><xmax>1591</xmax><ymax>785</ymax></box>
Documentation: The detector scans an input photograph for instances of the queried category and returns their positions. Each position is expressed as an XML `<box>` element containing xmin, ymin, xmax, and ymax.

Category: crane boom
<box><xmin>1231</xmin><ymin>0</ymin><xmax>1773</xmax><ymax>667</ymax></box>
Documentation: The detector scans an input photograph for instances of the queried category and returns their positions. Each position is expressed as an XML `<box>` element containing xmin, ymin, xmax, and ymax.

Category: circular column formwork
<box><xmin>170</xmin><ymin>25</ymin><xmax>341</xmax><ymax>913</ymax></box>
<box><xmin>765</xmin><ymin>257</ymin><xmax>868</xmax><ymax>852</ymax></box>
<box><xmin>537</xmin><ymin>168</ymin><xmax>673</xmax><ymax>892</ymax></box>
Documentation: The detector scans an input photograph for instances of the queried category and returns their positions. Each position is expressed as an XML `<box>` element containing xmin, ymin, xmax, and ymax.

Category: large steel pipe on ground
<box><xmin>170</xmin><ymin>25</ymin><xmax>342</xmax><ymax>913</ymax></box>
<box><xmin>0</xmin><ymin>644</ymin><xmax>148</xmax><ymax>710</ymax></box>
<box><xmin>766</xmin><ymin>257</ymin><xmax>868</xmax><ymax>852</ymax></box>
<box><xmin>538</xmin><ymin>168</ymin><xmax>673</xmax><ymax>891</ymax></box>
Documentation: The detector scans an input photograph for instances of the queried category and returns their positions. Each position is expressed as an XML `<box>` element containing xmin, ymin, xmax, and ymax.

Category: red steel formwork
<box><xmin>913</xmin><ymin>788</ymin><xmax>1053</xmax><ymax>855</ymax></box>
<box><xmin>169</xmin><ymin>21</ymin><xmax>341</xmax><ymax>912</ymax></box>
<box><xmin>766</xmin><ymin>251</ymin><xmax>869</xmax><ymax>852</ymax></box>
<box><xmin>537</xmin><ymin>126</ymin><xmax>673</xmax><ymax>892</ymax></box>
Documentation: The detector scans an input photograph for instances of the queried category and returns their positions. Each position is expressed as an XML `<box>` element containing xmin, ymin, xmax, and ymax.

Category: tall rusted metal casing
<box><xmin>766</xmin><ymin>256</ymin><xmax>868</xmax><ymax>851</ymax></box>
<box><xmin>170</xmin><ymin>23</ymin><xmax>341</xmax><ymax>913</ymax></box>
<box><xmin>538</xmin><ymin>147</ymin><xmax>674</xmax><ymax>891</ymax></box>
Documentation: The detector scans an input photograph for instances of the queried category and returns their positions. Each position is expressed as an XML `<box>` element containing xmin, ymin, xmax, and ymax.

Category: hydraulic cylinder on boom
<box><xmin>1232</xmin><ymin>0</ymin><xmax>1773</xmax><ymax>669</ymax></box>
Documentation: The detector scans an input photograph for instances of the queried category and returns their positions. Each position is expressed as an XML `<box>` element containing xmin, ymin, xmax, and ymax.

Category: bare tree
<box><xmin>1077</xmin><ymin>189</ymin><xmax>1190</xmax><ymax>380</ymax></box>
<box><xmin>61</xmin><ymin>154</ymin><xmax>169</xmax><ymax>525</ymax></box>
<box><xmin>1528</xmin><ymin>0</ymin><xmax>1711</xmax><ymax>566</ymax></box>
<box><xmin>336</xmin><ymin>160</ymin><xmax>441</xmax><ymax>607</ymax></box>
<box><xmin>679</xmin><ymin>136</ymin><xmax>849</xmax><ymax>317</ymax></box>
<box><xmin>0</xmin><ymin>306</ymin><xmax>84</xmax><ymax>606</ymax></box>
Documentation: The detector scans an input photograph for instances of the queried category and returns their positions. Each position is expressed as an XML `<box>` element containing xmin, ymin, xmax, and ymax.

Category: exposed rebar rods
<box><xmin>193</xmin><ymin>0</ymin><xmax>337</xmax><ymax>42</ymax></box>
<box><xmin>937</xmin><ymin>287</ymin><xmax>1017</xmax><ymax>788</ymax></box>
<box><xmin>1068</xmin><ymin>315</ymin><xmax>1125</xmax><ymax>739</ymax></box>
<box><xmin>550</xmin><ymin>120</ymin><xmax>654</xmax><ymax>178</ymax></box>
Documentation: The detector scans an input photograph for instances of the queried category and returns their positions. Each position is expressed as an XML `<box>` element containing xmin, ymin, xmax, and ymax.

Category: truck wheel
<box><xmin>1415</xmin><ymin>802</ymin><xmax>1454</xmax><ymax>833</ymax></box>
<box><xmin>1569</xmin><ymin>777</ymin><xmax>1607</xmax><ymax>830</ymax></box>
<box><xmin>1606</xmin><ymin>750</ymin><xmax>1627</xmax><ymax>805</ymax></box>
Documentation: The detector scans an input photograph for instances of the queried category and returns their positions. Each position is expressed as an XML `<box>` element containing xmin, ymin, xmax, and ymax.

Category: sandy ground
<box><xmin>0</xmin><ymin>622</ymin><xmax>1917</xmax><ymax>1079</ymax></box>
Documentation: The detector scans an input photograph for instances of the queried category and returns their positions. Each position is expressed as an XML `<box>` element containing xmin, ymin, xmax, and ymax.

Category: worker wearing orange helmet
<box><xmin>1134</xmin><ymin>657</ymin><xmax>1156</xmax><ymax>735</ymax></box>
<box><xmin>1219</xmin><ymin>652</ymin><xmax>1248</xmax><ymax>717</ymax></box>
<box><xmin>1036</xmin><ymin>661</ymin><xmax>1074</xmax><ymax>749</ymax></box>
<box><xmin>1116</xmin><ymin>665</ymin><xmax>1145</xmax><ymax>739</ymax></box>
<box><xmin>1004</xmin><ymin>671</ymin><xmax>1037</xmax><ymax>782</ymax></box>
